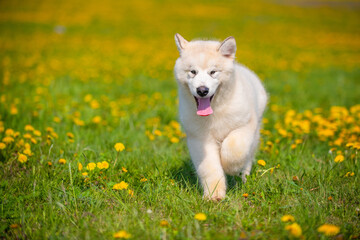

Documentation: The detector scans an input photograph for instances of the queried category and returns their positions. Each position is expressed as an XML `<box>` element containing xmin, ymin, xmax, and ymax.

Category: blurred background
<box><xmin>1</xmin><ymin>0</ymin><xmax>359</xmax><ymax>91</ymax></box>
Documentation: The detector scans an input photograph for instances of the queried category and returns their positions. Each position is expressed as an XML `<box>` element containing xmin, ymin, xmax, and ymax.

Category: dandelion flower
<box><xmin>317</xmin><ymin>224</ymin><xmax>340</xmax><ymax>236</ymax></box>
<box><xmin>33</xmin><ymin>130</ymin><xmax>41</xmax><ymax>137</ymax></box>
<box><xmin>160</xmin><ymin>220</ymin><xmax>169</xmax><ymax>227</ymax></box>
<box><xmin>194</xmin><ymin>213</ymin><xmax>207</xmax><ymax>221</ymax></box>
<box><xmin>257</xmin><ymin>159</ymin><xmax>266</xmax><ymax>166</ymax></box>
<box><xmin>66</xmin><ymin>132</ymin><xmax>74</xmax><ymax>138</ymax></box>
<box><xmin>87</xmin><ymin>162</ymin><xmax>96</xmax><ymax>171</ymax></box>
<box><xmin>113</xmin><ymin>230</ymin><xmax>131</xmax><ymax>239</ymax></box>
<box><xmin>82</xmin><ymin>172</ymin><xmax>88</xmax><ymax>176</ymax></box>
<box><xmin>2</xmin><ymin>136</ymin><xmax>14</xmax><ymax>143</ymax></box>
<box><xmin>5</xmin><ymin>129</ymin><xmax>14</xmax><ymax>136</ymax></box>
<box><xmin>92</xmin><ymin>116</ymin><xmax>102</xmax><ymax>124</ymax></box>
<box><xmin>25</xmin><ymin>125</ymin><xmax>34</xmax><ymax>131</ymax></box>
<box><xmin>285</xmin><ymin>223</ymin><xmax>302</xmax><ymax>237</ymax></box>
<box><xmin>23</xmin><ymin>133</ymin><xmax>32</xmax><ymax>139</ymax></box>
<box><xmin>97</xmin><ymin>162</ymin><xmax>103</xmax><ymax>169</ymax></box>
<box><xmin>122</xmin><ymin>167</ymin><xmax>128</xmax><ymax>172</ymax></box>
<box><xmin>18</xmin><ymin>153</ymin><xmax>28</xmax><ymax>163</ymax></box>
<box><xmin>113</xmin><ymin>181</ymin><xmax>128</xmax><ymax>190</ymax></box>
<box><xmin>334</xmin><ymin>155</ymin><xmax>345</xmax><ymax>163</ymax></box>
<box><xmin>48</xmin><ymin>162</ymin><xmax>52</xmax><ymax>166</ymax></box>
<box><xmin>154</xmin><ymin>129</ymin><xmax>162</xmax><ymax>136</ymax></box>
<box><xmin>242</xmin><ymin>193</ymin><xmax>249</xmax><ymax>198</ymax></box>
<box><xmin>114</xmin><ymin>142</ymin><xmax>125</xmax><ymax>152</ymax></box>
<box><xmin>101</xmin><ymin>161</ymin><xmax>109</xmax><ymax>169</ymax></box>
<box><xmin>0</xmin><ymin>142</ymin><xmax>6</xmax><ymax>149</ymax></box>
<box><xmin>170</xmin><ymin>137</ymin><xmax>179</xmax><ymax>143</ymax></box>
<box><xmin>78</xmin><ymin>163</ymin><xmax>83</xmax><ymax>171</ymax></box>
<box><xmin>53</xmin><ymin>116</ymin><xmax>61</xmax><ymax>123</ymax></box>
<box><xmin>58</xmin><ymin>158</ymin><xmax>66</xmax><ymax>164</ymax></box>
<box><xmin>281</xmin><ymin>215</ymin><xmax>295</xmax><ymax>222</ymax></box>
<box><xmin>23</xmin><ymin>148</ymin><xmax>33</xmax><ymax>156</ymax></box>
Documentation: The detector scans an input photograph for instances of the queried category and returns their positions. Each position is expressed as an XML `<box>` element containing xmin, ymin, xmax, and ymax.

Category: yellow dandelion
<box><xmin>317</xmin><ymin>224</ymin><xmax>340</xmax><ymax>236</ymax></box>
<box><xmin>113</xmin><ymin>181</ymin><xmax>128</xmax><ymax>190</ymax></box>
<box><xmin>194</xmin><ymin>213</ymin><xmax>207</xmax><ymax>221</ymax></box>
<box><xmin>334</xmin><ymin>155</ymin><xmax>345</xmax><ymax>163</ymax></box>
<box><xmin>122</xmin><ymin>167</ymin><xmax>128</xmax><ymax>172</ymax></box>
<box><xmin>18</xmin><ymin>153</ymin><xmax>27</xmax><ymax>163</ymax></box>
<box><xmin>281</xmin><ymin>215</ymin><xmax>295</xmax><ymax>222</ymax></box>
<box><xmin>113</xmin><ymin>230</ymin><xmax>131</xmax><ymax>239</ymax></box>
<box><xmin>53</xmin><ymin>116</ymin><xmax>61</xmax><ymax>123</ymax></box>
<box><xmin>10</xmin><ymin>105</ymin><xmax>18</xmax><ymax>115</ymax></box>
<box><xmin>78</xmin><ymin>163</ymin><xmax>83</xmax><ymax>171</ymax></box>
<box><xmin>154</xmin><ymin>129</ymin><xmax>162</xmax><ymax>136</ymax></box>
<box><xmin>33</xmin><ymin>130</ymin><xmax>41</xmax><ymax>137</ymax></box>
<box><xmin>285</xmin><ymin>223</ymin><xmax>302</xmax><ymax>237</ymax></box>
<box><xmin>84</xmin><ymin>94</ymin><xmax>92</xmax><ymax>102</ymax></box>
<box><xmin>243</xmin><ymin>193</ymin><xmax>249</xmax><ymax>198</ymax></box>
<box><xmin>2</xmin><ymin>136</ymin><xmax>14</xmax><ymax>143</ymax></box>
<box><xmin>0</xmin><ymin>142</ymin><xmax>6</xmax><ymax>150</ymax></box>
<box><xmin>90</xmin><ymin>99</ymin><xmax>100</xmax><ymax>109</ymax></box>
<box><xmin>24</xmin><ymin>125</ymin><xmax>34</xmax><ymax>131</ymax></box>
<box><xmin>101</xmin><ymin>161</ymin><xmax>109</xmax><ymax>169</ymax></box>
<box><xmin>23</xmin><ymin>133</ymin><xmax>32</xmax><ymax>139</ymax></box>
<box><xmin>160</xmin><ymin>220</ymin><xmax>169</xmax><ymax>227</ymax></box>
<box><xmin>58</xmin><ymin>158</ymin><xmax>66</xmax><ymax>164</ymax></box>
<box><xmin>87</xmin><ymin>162</ymin><xmax>96</xmax><ymax>171</ymax></box>
<box><xmin>82</xmin><ymin>172</ymin><xmax>88</xmax><ymax>176</ymax></box>
<box><xmin>5</xmin><ymin>129</ymin><xmax>14</xmax><ymax>136</ymax></box>
<box><xmin>114</xmin><ymin>142</ymin><xmax>125</xmax><ymax>152</ymax></box>
<box><xmin>92</xmin><ymin>116</ymin><xmax>102</xmax><ymax>124</ymax></box>
<box><xmin>23</xmin><ymin>148</ymin><xmax>32</xmax><ymax>156</ymax></box>
<box><xmin>97</xmin><ymin>162</ymin><xmax>103</xmax><ymax>169</ymax></box>
<box><xmin>66</xmin><ymin>132</ymin><xmax>74</xmax><ymax>138</ymax></box>
<box><xmin>257</xmin><ymin>159</ymin><xmax>266</xmax><ymax>167</ymax></box>
<box><xmin>170</xmin><ymin>137</ymin><xmax>179</xmax><ymax>143</ymax></box>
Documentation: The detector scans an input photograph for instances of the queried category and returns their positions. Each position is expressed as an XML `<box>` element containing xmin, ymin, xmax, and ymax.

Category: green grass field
<box><xmin>1</xmin><ymin>0</ymin><xmax>360</xmax><ymax>239</ymax></box>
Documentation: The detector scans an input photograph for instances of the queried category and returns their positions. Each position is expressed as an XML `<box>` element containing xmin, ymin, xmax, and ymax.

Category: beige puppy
<box><xmin>174</xmin><ymin>34</ymin><xmax>267</xmax><ymax>200</ymax></box>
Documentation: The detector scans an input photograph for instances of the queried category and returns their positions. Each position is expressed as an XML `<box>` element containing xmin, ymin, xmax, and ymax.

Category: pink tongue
<box><xmin>197</xmin><ymin>98</ymin><xmax>213</xmax><ymax>116</ymax></box>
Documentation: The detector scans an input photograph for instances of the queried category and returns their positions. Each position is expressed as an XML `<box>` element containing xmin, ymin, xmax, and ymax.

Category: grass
<box><xmin>0</xmin><ymin>0</ymin><xmax>360</xmax><ymax>239</ymax></box>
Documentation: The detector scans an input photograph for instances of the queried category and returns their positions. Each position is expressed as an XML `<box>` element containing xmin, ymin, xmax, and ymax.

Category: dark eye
<box><xmin>190</xmin><ymin>70</ymin><xmax>197</xmax><ymax>75</ymax></box>
<box><xmin>210</xmin><ymin>70</ymin><xmax>216</xmax><ymax>75</ymax></box>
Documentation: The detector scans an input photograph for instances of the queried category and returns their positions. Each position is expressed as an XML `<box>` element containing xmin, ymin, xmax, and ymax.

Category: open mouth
<box><xmin>194</xmin><ymin>95</ymin><xmax>214</xmax><ymax>116</ymax></box>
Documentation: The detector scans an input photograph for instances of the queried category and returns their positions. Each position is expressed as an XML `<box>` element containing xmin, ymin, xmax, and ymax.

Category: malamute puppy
<box><xmin>174</xmin><ymin>34</ymin><xmax>267</xmax><ymax>200</ymax></box>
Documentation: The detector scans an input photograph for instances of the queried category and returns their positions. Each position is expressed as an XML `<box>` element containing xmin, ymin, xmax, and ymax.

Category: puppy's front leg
<box><xmin>187</xmin><ymin>137</ymin><xmax>226</xmax><ymax>200</ymax></box>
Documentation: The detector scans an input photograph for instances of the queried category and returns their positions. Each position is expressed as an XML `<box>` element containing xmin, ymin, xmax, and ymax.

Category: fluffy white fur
<box><xmin>174</xmin><ymin>34</ymin><xmax>268</xmax><ymax>200</ymax></box>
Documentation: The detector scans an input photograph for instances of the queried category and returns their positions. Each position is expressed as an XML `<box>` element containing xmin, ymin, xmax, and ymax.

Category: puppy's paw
<box><xmin>203</xmin><ymin>186</ymin><xmax>226</xmax><ymax>201</ymax></box>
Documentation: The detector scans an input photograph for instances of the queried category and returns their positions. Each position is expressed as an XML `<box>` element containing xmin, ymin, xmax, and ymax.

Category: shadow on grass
<box><xmin>169</xmin><ymin>158</ymin><xmax>201</xmax><ymax>193</ymax></box>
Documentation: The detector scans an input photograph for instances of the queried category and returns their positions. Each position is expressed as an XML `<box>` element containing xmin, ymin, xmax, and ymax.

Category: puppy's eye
<box><xmin>190</xmin><ymin>70</ymin><xmax>197</xmax><ymax>75</ymax></box>
<box><xmin>210</xmin><ymin>70</ymin><xmax>216</xmax><ymax>75</ymax></box>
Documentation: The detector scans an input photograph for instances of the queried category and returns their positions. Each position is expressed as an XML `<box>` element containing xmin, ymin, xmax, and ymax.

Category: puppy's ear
<box><xmin>175</xmin><ymin>33</ymin><xmax>188</xmax><ymax>53</ymax></box>
<box><xmin>218</xmin><ymin>36</ymin><xmax>236</xmax><ymax>58</ymax></box>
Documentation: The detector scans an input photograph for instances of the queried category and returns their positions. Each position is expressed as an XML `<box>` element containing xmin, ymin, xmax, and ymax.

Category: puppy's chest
<box><xmin>209</xmin><ymin>112</ymin><xmax>247</xmax><ymax>141</ymax></box>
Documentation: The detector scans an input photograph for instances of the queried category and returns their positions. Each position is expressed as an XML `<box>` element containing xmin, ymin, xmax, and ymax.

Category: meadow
<box><xmin>0</xmin><ymin>0</ymin><xmax>360</xmax><ymax>239</ymax></box>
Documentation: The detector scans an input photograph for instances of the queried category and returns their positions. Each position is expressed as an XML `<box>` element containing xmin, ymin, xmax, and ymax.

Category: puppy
<box><xmin>174</xmin><ymin>34</ymin><xmax>267</xmax><ymax>200</ymax></box>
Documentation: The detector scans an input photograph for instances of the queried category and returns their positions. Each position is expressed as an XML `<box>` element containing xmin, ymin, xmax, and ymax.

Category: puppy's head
<box><xmin>174</xmin><ymin>34</ymin><xmax>236</xmax><ymax>116</ymax></box>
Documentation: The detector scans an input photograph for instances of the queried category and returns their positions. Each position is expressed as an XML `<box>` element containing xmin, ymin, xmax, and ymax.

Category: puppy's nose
<box><xmin>196</xmin><ymin>86</ymin><xmax>209</xmax><ymax>97</ymax></box>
